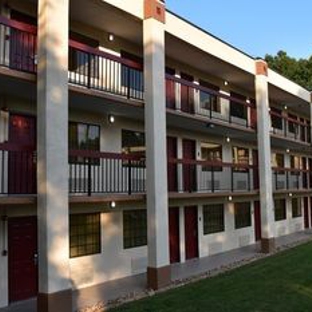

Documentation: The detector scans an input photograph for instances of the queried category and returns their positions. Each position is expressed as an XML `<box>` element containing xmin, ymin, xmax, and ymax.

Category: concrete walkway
<box><xmin>1</xmin><ymin>230</ymin><xmax>311</xmax><ymax>312</ymax></box>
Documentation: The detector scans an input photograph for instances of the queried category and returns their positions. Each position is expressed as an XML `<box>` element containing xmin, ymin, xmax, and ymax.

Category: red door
<box><xmin>254</xmin><ymin>201</ymin><xmax>262</xmax><ymax>241</ymax></box>
<box><xmin>166</xmin><ymin>67</ymin><xmax>176</xmax><ymax>109</ymax></box>
<box><xmin>182</xmin><ymin>139</ymin><xmax>196</xmax><ymax>192</ymax></box>
<box><xmin>167</xmin><ymin>137</ymin><xmax>177</xmax><ymax>192</ymax></box>
<box><xmin>302</xmin><ymin>158</ymin><xmax>308</xmax><ymax>189</ymax></box>
<box><xmin>250</xmin><ymin>100</ymin><xmax>257</xmax><ymax>129</ymax></box>
<box><xmin>8</xmin><ymin>216</ymin><xmax>38</xmax><ymax>302</ymax></box>
<box><xmin>8</xmin><ymin>114</ymin><xmax>36</xmax><ymax>194</ymax></box>
<box><xmin>184</xmin><ymin>206</ymin><xmax>199</xmax><ymax>260</ymax></box>
<box><xmin>304</xmin><ymin>197</ymin><xmax>309</xmax><ymax>229</ymax></box>
<box><xmin>180</xmin><ymin>73</ymin><xmax>194</xmax><ymax>114</ymax></box>
<box><xmin>252</xmin><ymin>150</ymin><xmax>259</xmax><ymax>190</ymax></box>
<box><xmin>169</xmin><ymin>208</ymin><xmax>180</xmax><ymax>263</ymax></box>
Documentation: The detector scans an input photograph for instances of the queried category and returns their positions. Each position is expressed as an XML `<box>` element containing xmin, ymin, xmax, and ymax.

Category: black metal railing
<box><xmin>0</xmin><ymin>143</ymin><xmax>36</xmax><ymax>195</ymax></box>
<box><xmin>166</xmin><ymin>75</ymin><xmax>257</xmax><ymax>130</ymax></box>
<box><xmin>270</xmin><ymin>110</ymin><xmax>311</xmax><ymax>144</ymax></box>
<box><xmin>168</xmin><ymin>158</ymin><xmax>257</xmax><ymax>193</ymax></box>
<box><xmin>272</xmin><ymin>167</ymin><xmax>310</xmax><ymax>191</ymax></box>
<box><xmin>0</xmin><ymin>16</ymin><xmax>37</xmax><ymax>73</ymax></box>
<box><xmin>69</xmin><ymin>150</ymin><xmax>146</xmax><ymax>196</ymax></box>
<box><xmin>68</xmin><ymin>40</ymin><xmax>144</xmax><ymax>101</ymax></box>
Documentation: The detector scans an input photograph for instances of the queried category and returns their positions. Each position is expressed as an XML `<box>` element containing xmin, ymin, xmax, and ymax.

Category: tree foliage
<box><xmin>265</xmin><ymin>51</ymin><xmax>312</xmax><ymax>91</ymax></box>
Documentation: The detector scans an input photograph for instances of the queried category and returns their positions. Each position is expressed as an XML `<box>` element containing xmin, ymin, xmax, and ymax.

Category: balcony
<box><xmin>166</xmin><ymin>74</ymin><xmax>257</xmax><ymax>131</ymax></box>
<box><xmin>168</xmin><ymin>158</ymin><xmax>258</xmax><ymax>196</ymax></box>
<box><xmin>272</xmin><ymin>167</ymin><xmax>312</xmax><ymax>193</ymax></box>
<box><xmin>0</xmin><ymin>16</ymin><xmax>144</xmax><ymax>101</ymax></box>
<box><xmin>0</xmin><ymin>144</ymin><xmax>259</xmax><ymax>202</ymax></box>
<box><xmin>270</xmin><ymin>109</ymin><xmax>311</xmax><ymax>145</ymax></box>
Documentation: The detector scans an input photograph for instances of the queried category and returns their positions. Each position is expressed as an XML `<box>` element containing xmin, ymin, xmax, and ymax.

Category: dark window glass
<box><xmin>201</xmin><ymin>142</ymin><xmax>222</xmax><ymax>171</ymax></box>
<box><xmin>230</xmin><ymin>92</ymin><xmax>247</xmax><ymax>119</ymax></box>
<box><xmin>123</xmin><ymin>210</ymin><xmax>147</xmax><ymax>249</ymax></box>
<box><xmin>121</xmin><ymin>51</ymin><xmax>144</xmax><ymax>92</ymax></box>
<box><xmin>69</xmin><ymin>32</ymin><xmax>99</xmax><ymax>78</ymax></box>
<box><xmin>274</xmin><ymin>199</ymin><xmax>286</xmax><ymax>221</ymax></box>
<box><xmin>272</xmin><ymin>153</ymin><xmax>285</xmax><ymax>168</ymax></box>
<box><xmin>292</xmin><ymin>198</ymin><xmax>302</xmax><ymax>218</ymax></box>
<box><xmin>199</xmin><ymin>80</ymin><xmax>220</xmax><ymax>113</ymax></box>
<box><xmin>69</xmin><ymin>122</ymin><xmax>100</xmax><ymax>164</ymax></box>
<box><xmin>288</xmin><ymin>113</ymin><xmax>298</xmax><ymax>134</ymax></box>
<box><xmin>203</xmin><ymin>204</ymin><xmax>224</xmax><ymax>234</ymax></box>
<box><xmin>234</xmin><ymin>202</ymin><xmax>251</xmax><ymax>229</ymax></box>
<box><xmin>233</xmin><ymin>146</ymin><xmax>249</xmax><ymax>172</ymax></box>
<box><xmin>270</xmin><ymin>107</ymin><xmax>283</xmax><ymax>129</ymax></box>
<box><xmin>70</xmin><ymin>213</ymin><xmax>101</xmax><ymax>258</ymax></box>
<box><xmin>290</xmin><ymin>155</ymin><xmax>300</xmax><ymax>176</ymax></box>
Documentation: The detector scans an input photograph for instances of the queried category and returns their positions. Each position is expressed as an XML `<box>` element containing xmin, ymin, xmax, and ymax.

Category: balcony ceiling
<box><xmin>70</xmin><ymin>0</ymin><xmax>143</xmax><ymax>45</ymax></box>
<box><xmin>165</xmin><ymin>34</ymin><xmax>256</xmax><ymax>95</ymax></box>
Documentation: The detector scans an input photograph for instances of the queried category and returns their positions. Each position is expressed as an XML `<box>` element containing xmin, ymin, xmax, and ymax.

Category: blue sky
<box><xmin>166</xmin><ymin>0</ymin><xmax>312</xmax><ymax>59</ymax></box>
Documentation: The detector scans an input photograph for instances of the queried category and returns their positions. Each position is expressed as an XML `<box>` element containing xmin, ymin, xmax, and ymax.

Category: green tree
<box><xmin>264</xmin><ymin>51</ymin><xmax>312</xmax><ymax>91</ymax></box>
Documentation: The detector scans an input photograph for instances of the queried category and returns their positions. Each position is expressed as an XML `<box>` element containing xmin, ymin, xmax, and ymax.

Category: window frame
<box><xmin>203</xmin><ymin>204</ymin><xmax>225</xmax><ymax>235</ymax></box>
<box><xmin>234</xmin><ymin>202</ymin><xmax>251</xmax><ymax>229</ymax></box>
<box><xmin>230</xmin><ymin>92</ymin><xmax>247</xmax><ymax>120</ymax></box>
<box><xmin>69</xmin><ymin>121</ymin><xmax>101</xmax><ymax>165</ymax></box>
<box><xmin>123</xmin><ymin>209</ymin><xmax>147</xmax><ymax>249</ymax></box>
<box><xmin>232</xmin><ymin>146</ymin><xmax>250</xmax><ymax>173</ymax></box>
<box><xmin>292</xmin><ymin>198</ymin><xmax>302</xmax><ymax>218</ymax></box>
<box><xmin>199</xmin><ymin>79</ymin><xmax>221</xmax><ymax>113</ymax></box>
<box><xmin>69</xmin><ymin>213</ymin><xmax>101</xmax><ymax>258</ymax></box>
<box><xmin>274</xmin><ymin>199</ymin><xmax>287</xmax><ymax>221</ymax></box>
<box><xmin>201</xmin><ymin>142</ymin><xmax>223</xmax><ymax>172</ymax></box>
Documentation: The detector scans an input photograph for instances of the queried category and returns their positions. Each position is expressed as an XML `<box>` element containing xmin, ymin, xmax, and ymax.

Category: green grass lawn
<box><xmin>112</xmin><ymin>242</ymin><xmax>312</xmax><ymax>312</ymax></box>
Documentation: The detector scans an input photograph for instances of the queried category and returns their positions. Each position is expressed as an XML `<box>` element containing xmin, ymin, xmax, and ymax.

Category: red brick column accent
<box><xmin>255</xmin><ymin>59</ymin><xmax>268</xmax><ymax>76</ymax></box>
<box><xmin>144</xmin><ymin>0</ymin><xmax>166</xmax><ymax>23</ymax></box>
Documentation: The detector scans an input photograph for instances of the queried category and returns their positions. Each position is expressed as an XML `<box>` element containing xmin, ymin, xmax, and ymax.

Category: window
<box><xmin>121</xmin><ymin>51</ymin><xmax>144</xmax><ymax>92</ymax></box>
<box><xmin>199</xmin><ymin>80</ymin><xmax>220</xmax><ymax>113</ymax></box>
<box><xmin>274</xmin><ymin>199</ymin><xmax>286</xmax><ymax>221</ymax></box>
<box><xmin>69</xmin><ymin>32</ymin><xmax>99</xmax><ymax>78</ymax></box>
<box><xmin>123</xmin><ymin>210</ymin><xmax>147</xmax><ymax>249</ymax></box>
<box><xmin>292</xmin><ymin>198</ymin><xmax>302</xmax><ymax>218</ymax></box>
<box><xmin>270</xmin><ymin>107</ymin><xmax>283</xmax><ymax>130</ymax></box>
<box><xmin>233</xmin><ymin>146</ymin><xmax>249</xmax><ymax>172</ymax></box>
<box><xmin>70</xmin><ymin>213</ymin><xmax>101</xmax><ymax>258</ymax></box>
<box><xmin>290</xmin><ymin>155</ymin><xmax>300</xmax><ymax>175</ymax></box>
<box><xmin>201</xmin><ymin>142</ymin><xmax>222</xmax><ymax>171</ymax></box>
<box><xmin>234</xmin><ymin>202</ymin><xmax>251</xmax><ymax>229</ymax></box>
<box><xmin>122</xmin><ymin>129</ymin><xmax>145</xmax><ymax>156</ymax></box>
<box><xmin>288</xmin><ymin>113</ymin><xmax>298</xmax><ymax>134</ymax></box>
<box><xmin>271</xmin><ymin>153</ymin><xmax>285</xmax><ymax>168</ymax></box>
<box><xmin>203</xmin><ymin>204</ymin><xmax>224</xmax><ymax>234</ymax></box>
<box><xmin>230</xmin><ymin>92</ymin><xmax>247</xmax><ymax>119</ymax></box>
<box><xmin>69</xmin><ymin>122</ymin><xmax>100</xmax><ymax>164</ymax></box>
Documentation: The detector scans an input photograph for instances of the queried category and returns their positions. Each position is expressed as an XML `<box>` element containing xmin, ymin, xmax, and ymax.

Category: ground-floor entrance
<box><xmin>184</xmin><ymin>206</ymin><xmax>199</xmax><ymax>260</ymax></box>
<box><xmin>8</xmin><ymin>216</ymin><xmax>38</xmax><ymax>302</ymax></box>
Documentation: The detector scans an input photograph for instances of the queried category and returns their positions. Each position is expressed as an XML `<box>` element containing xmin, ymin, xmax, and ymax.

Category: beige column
<box><xmin>255</xmin><ymin>59</ymin><xmax>275</xmax><ymax>253</ymax></box>
<box><xmin>37</xmin><ymin>0</ymin><xmax>72</xmax><ymax>311</ymax></box>
<box><xmin>144</xmin><ymin>0</ymin><xmax>171</xmax><ymax>289</ymax></box>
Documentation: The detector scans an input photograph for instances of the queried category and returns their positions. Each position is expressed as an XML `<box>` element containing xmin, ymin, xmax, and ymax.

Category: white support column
<box><xmin>37</xmin><ymin>0</ymin><xmax>72</xmax><ymax>311</ymax></box>
<box><xmin>144</xmin><ymin>0</ymin><xmax>170</xmax><ymax>289</ymax></box>
<box><xmin>255</xmin><ymin>60</ymin><xmax>275</xmax><ymax>253</ymax></box>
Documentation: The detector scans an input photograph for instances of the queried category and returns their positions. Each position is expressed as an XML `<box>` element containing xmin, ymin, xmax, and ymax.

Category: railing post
<box><xmin>87</xmin><ymin>53</ymin><xmax>91</xmax><ymax>89</ymax></box>
<box><xmin>128</xmin><ymin>159</ymin><xmax>132</xmax><ymax>195</ymax></box>
<box><xmin>248</xmin><ymin>168</ymin><xmax>251</xmax><ymax>191</ymax></box>
<box><xmin>275</xmin><ymin>170</ymin><xmax>278</xmax><ymax>190</ymax></box>
<box><xmin>231</xmin><ymin>167</ymin><xmax>234</xmax><ymax>192</ymax></box>
<box><xmin>286</xmin><ymin>171</ymin><xmax>289</xmax><ymax>190</ymax></box>
<box><xmin>127</xmin><ymin>67</ymin><xmax>131</xmax><ymax>99</ymax></box>
<box><xmin>87</xmin><ymin>157</ymin><xmax>92</xmax><ymax>196</ymax></box>
<box><xmin>211</xmin><ymin>165</ymin><xmax>214</xmax><ymax>193</ymax></box>
<box><xmin>209</xmin><ymin>97</ymin><xmax>212</xmax><ymax>120</ymax></box>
